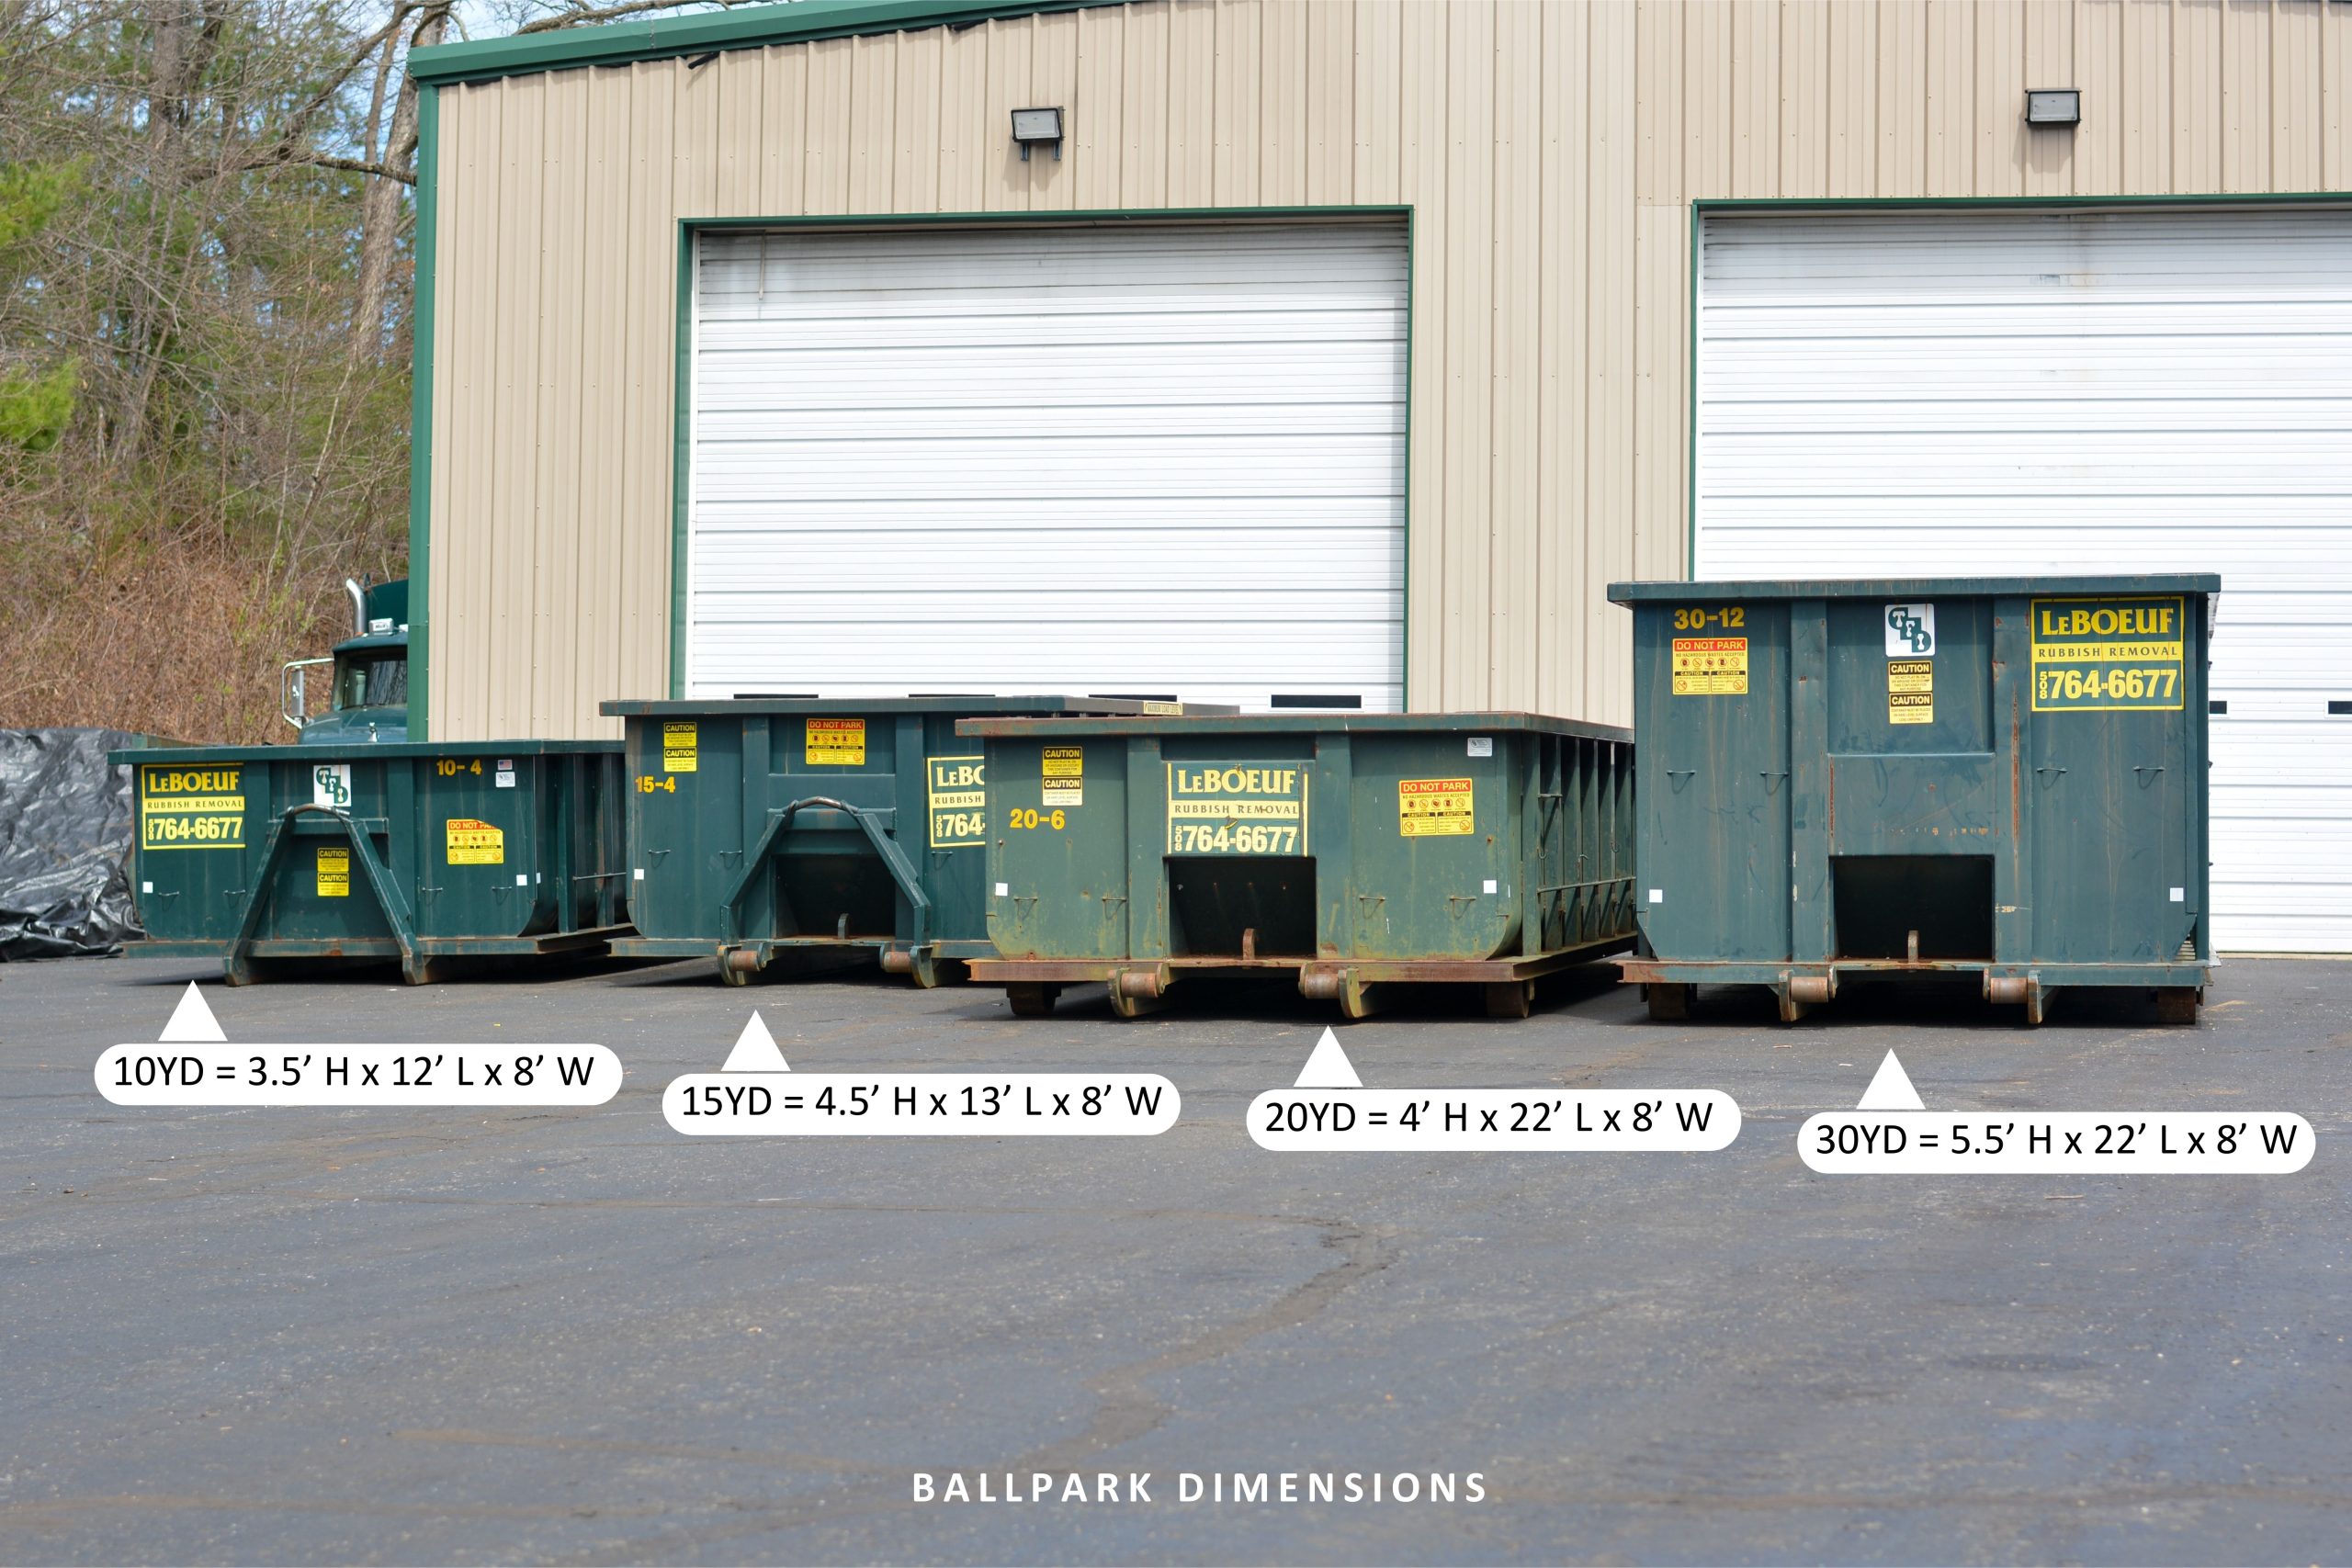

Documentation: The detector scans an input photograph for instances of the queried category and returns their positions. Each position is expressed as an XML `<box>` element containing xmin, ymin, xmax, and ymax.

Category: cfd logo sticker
<box><xmin>1884</xmin><ymin>603</ymin><xmax>1936</xmax><ymax>657</ymax></box>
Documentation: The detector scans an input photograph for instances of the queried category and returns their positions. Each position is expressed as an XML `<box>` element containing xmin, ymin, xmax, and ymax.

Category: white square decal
<box><xmin>1648</xmin><ymin>888</ymin><xmax>1664</xmax><ymax>904</ymax></box>
<box><xmin>1884</xmin><ymin>603</ymin><xmax>1936</xmax><ymax>657</ymax></box>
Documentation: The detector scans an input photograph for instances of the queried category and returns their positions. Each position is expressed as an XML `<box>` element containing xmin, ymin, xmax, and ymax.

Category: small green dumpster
<box><xmin>112</xmin><ymin>741</ymin><xmax>629</xmax><ymax>984</ymax></box>
<box><xmin>1608</xmin><ymin>575</ymin><xmax>2217</xmax><ymax>1024</ymax></box>
<box><xmin>600</xmin><ymin>698</ymin><xmax>1228</xmax><ymax>987</ymax></box>
<box><xmin>957</xmin><ymin>713</ymin><xmax>1636</xmax><ymax>1020</ymax></box>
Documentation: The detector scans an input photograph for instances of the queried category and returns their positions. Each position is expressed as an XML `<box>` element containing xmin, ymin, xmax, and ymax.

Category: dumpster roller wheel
<box><xmin>1485</xmin><ymin>979</ymin><xmax>1536</xmax><ymax>1020</ymax></box>
<box><xmin>1644</xmin><ymin>982</ymin><xmax>1692</xmax><ymax>1021</ymax></box>
<box><xmin>1006</xmin><ymin>983</ymin><xmax>1061</xmax><ymax>1018</ymax></box>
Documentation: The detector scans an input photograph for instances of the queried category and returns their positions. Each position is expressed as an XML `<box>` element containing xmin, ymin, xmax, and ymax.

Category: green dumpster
<box><xmin>957</xmin><ymin>713</ymin><xmax>1636</xmax><ymax>1020</ymax></box>
<box><xmin>112</xmin><ymin>741</ymin><xmax>630</xmax><ymax>985</ymax></box>
<box><xmin>599</xmin><ymin>698</ymin><xmax>1228</xmax><ymax>987</ymax></box>
<box><xmin>1608</xmin><ymin>575</ymin><xmax>2217</xmax><ymax>1024</ymax></box>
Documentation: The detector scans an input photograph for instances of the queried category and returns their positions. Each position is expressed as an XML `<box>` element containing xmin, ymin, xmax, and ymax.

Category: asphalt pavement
<box><xmin>3</xmin><ymin>953</ymin><xmax>2347</xmax><ymax>1564</ymax></box>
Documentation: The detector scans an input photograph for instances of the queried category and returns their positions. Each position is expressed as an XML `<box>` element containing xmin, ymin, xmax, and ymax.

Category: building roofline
<box><xmin>408</xmin><ymin>0</ymin><xmax>1127</xmax><ymax>85</ymax></box>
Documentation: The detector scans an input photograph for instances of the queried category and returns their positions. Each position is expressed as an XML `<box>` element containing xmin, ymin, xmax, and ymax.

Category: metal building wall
<box><xmin>424</xmin><ymin>0</ymin><xmax>2352</xmax><ymax>740</ymax></box>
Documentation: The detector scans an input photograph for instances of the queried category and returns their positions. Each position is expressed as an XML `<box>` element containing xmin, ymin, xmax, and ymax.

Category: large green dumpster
<box><xmin>112</xmin><ymin>741</ymin><xmax>629</xmax><ymax>984</ymax></box>
<box><xmin>957</xmin><ymin>713</ymin><xmax>1636</xmax><ymax>1020</ymax></box>
<box><xmin>599</xmin><ymin>698</ymin><xmax>1228</xmax><ymax>987</ymax></box>
<box><xmin>1608</xmin><ymin>575</ymin><xmax>2217</xmax><ymax>1024</ymax></box>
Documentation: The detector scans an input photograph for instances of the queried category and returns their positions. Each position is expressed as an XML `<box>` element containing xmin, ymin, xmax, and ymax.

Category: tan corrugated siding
<box><xmin>426</xmin><ymin>0</ymin><xmax>2352</xmax><ymax>738</ymax></box>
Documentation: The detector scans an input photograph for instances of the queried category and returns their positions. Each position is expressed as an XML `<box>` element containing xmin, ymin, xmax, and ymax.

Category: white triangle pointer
<box><xmin>1293</xmin><ymin>1027</ymin><xmax>1363</xmax><ymax>1089</ymax></box>
<box><xmin>1855</xmin><ymin>1049</ymin><xmax>1926</xmax><ymax>1111</ymax></box>
<box><xmin>720</xmin><ymin>1010</ymin><xmax>791</xmax><ymax>1073</ymax></box>
<box><xmin>159</xmin><ymin>982</ymin><xmax>227</xmax><ymax>1043</ymax></box>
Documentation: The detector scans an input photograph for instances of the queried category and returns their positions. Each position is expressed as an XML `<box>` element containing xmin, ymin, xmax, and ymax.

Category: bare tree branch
<box><xmin>513</xmin><ymin>0</ymin><xmax>755</xmax><ymax>36</ymax></box>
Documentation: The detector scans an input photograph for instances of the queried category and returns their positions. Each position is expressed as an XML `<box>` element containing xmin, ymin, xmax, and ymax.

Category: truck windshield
<box><xmin>335</xmin><ymin>653</ymin><xmax>408</xmax><ymax>711</ymax></box>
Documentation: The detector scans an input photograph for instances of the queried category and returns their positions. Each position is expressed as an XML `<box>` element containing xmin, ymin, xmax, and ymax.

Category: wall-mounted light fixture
<box><xmin>1012</xmin><ymin>106</ymin><xmax>1064</xmax><ymax>161</ymax></box>
<box><xmin>2025</xmin><ymin>88</ymin><xmax>2081</xmax><ymax>127</ymax></box>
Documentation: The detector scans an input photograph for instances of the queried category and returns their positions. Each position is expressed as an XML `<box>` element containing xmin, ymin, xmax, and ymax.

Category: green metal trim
<box><xmin>1694</xmin><ymin>192</ymin><xmax>2352</xmax><ymax>213</ymax></box>
<box><xmin>111</xmin><ymin>740</ymin><xmax>625</xmax><ymax>764</ymax></box>
<box><xmin>408</xmin><ymin>85</ymin><xmax>438</xmax><ymax>741</ymax></box>
<box><xmin>665</xmin><ymin>206</ymin><xmax>1413</xmax><ymax>705</ymax></box>
<box><xmin>1611</xmin><ymin>573</ymin><xmax>2218</xmax><ymax>604</ymax></box>
<box><xmin>409</xmin><ymin>0</ymin><xmax>1129</xmax><ymax>85</ymax></box>
<box><xmin>1683</xmin><ymin>200</ymin><xmax>1698</xmax><ymax>583</ymax></box>
<box><xmin>956</xmin><ymin>711</ymin><xmax>1635</xmax><ymax>742</ymax></box>
<box><xmin>1400</xmin><ymin>203</ymin><xmax>1414</xmax><ymax>707</ymax></box>
<box><xmin>669</xmin><ymin>224</ymin><xmax>695</xmax><ymax>699</ymax></box>
<box><xmin>1681</xmin><ymin>190</ymin><xmax>2352</xmax><ymax>585</ymax></box>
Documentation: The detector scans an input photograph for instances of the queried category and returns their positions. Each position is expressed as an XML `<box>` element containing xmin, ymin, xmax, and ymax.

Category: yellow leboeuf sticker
<box><xmin>1398</xmin><ymin>777</ymin><xmax>1475</xmax><ymax>836</ymax></box>
<box><xmin>1671</xmin><ymin>637</ymin><xmax>1747</xmax><ymax>695</ymax></box>
<box><xmin>662</xmin><ymin>721</ymin><xmax>698</xmax><ymax>773</ymax></box>
<box><xmin>446</xmin><ymin>818</ymin><xmax>505</xmax><ymax>865</ymax></box>
<box><xmin>2030</xmin><ymin>596</ymin><xmax>2186</xmax><ymax>712</ymax></box>
<box><xmin>316</xmin><ymin>846</ymin><xmax>350</xmax><ymax>897</ymax></box>
<box><xmin>1041</xmin><ymin>746</ymin><xmax>1083</xmax><ymax>807</ymax></box>
<box><xmin>141</xmin><ymin>764</ymin><xmax>244</xmax><ymax>850</ymax></box>
<box><xmin>927</xmin><ymin>755</ymin><xmax>985</xmax><ymax>848</ymax></box>
<box><xmin>806</xmin><ymin>717</ymin><xmax>865</xmax><ymax>765</ymax></box>
<box><xmin>1888</xmin><ymin>660</ymin><xmax>1933</xmax><ymax>726</ymax></box>
<box><xmin>1165</xmin><ymin>762</ymin><xmax>1307</xmax><ymax>855</ymax></box>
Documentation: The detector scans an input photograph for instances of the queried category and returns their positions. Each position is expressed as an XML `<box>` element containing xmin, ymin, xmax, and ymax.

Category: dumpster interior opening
<box><xmin>774</xmin><ymin>854</ymin><xmax>896</xmax><ymax>939</ymax></box>
<box><xmin>1832</xmin><ymin>855</ymin><xmax>1993</xmax><ymax>962</ymax></box>
<box><xmin>1167</xmin><ymin>857</ymin><xmax>1316</xmax><ymax>958</ymax></box>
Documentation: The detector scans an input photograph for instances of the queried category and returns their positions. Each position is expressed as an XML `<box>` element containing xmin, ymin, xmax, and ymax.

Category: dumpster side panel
<box><xmin>2025</xmin><ymin>591</ymin><xmax>2207</xmax><ymax>964</ymax></box>
<box><xmin>1633</xmin><ymin>599</ymin><xmax>1794</xmax><ymax>962</ymax></box>
<box><xmin>1344</xmin><ymin>730</ymin><xmax>1518</xmax><ymax>962</ymax></box>
<box><xmin>987</xmin><ymin>736</ymin><xmax>1133</xmax><ymax>960</ymax></box>
<box><xmin>627</xmin><ymin>714</ymin><xmax>747</xmax><ymax>942</ymax></box>
<box><xmin>130</xmin><ymin>754</ymin><xmax>265</xmax><ymax>942</ymax></box>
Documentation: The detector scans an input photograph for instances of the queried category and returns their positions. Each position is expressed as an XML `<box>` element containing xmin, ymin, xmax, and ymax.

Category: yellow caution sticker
<box><xmin>1671</xmin><ymin>637</ymin><xmax>1748</xmax><ymax>695</ymax></box>
<box><xmin>446</xmin><ymin>818</ymin><xmax>505</xmax><ymax>865</ymax></box>
<box><xmin>140</xmin><ymin>764</ymin><xmax>244</xmax><ymax>851</ymax></box>
<box><xmin>316</xmin><ymin>846</ymin><xmax>350</xmax><ymax>897</ymax></box>
<box><xmin>1165</xmin><ymin>762</ymin><xmax>1307</xmax><ymax>856</ymax></box>
<box><xmin>927</xmin><ymin>755</ymin><xmax>986</xmax><ymax>848</ymax></box>
<box><xmin>1398</xmin><ymin>777</ymin><xmax>1475</xmax><ymax>837</ymax></box>
<box><xmin>662</xmin><ymin>721</ymin><xmax>698</xmax><ymax>773</ymax></box>
<box><xmin>806</xmin><ymin>717</ymin><xmax>865</xmax><ymax>766</ymax></box>
<box><xmin>2030</xmin><ymin>596</ymin><xmax>2187</xmax><ymax>712</ymax></box>
<box><xmin>1041</xmin><ymin>746</ymin><xmax>1084</xmax><ymax>807</ymax></box>
<box><xmin>1887</xmin><ymin>660</ymin><xmax>1934</xmax><ymax>725</ymax></box>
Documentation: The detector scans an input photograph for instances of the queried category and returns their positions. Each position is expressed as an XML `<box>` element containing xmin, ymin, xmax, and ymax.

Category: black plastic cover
<box><xmin>0</xmin><ymin>728</ymin><xmax>141</xmax><ymax>959</ymax></box>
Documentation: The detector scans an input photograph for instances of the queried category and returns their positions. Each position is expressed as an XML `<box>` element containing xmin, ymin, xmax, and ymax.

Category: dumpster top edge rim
<box><xmin>952</xmin><ymin>712</ymin><xmax>1636</xmax><ymax>740</ymax></box>
<box><xmin>599</xmin><ymin>698</ymin><xmax>1239</xmax><ymax>716</ymax></box>
<box><xmin>107</xmin><ymin>740</ymin><xmax>626</xmax><ymax>764</ymax></box>
<box><xmin>1609</xmin><ymin>574</ymin><xmax>2221</xmax><ymax>603</ymax></box>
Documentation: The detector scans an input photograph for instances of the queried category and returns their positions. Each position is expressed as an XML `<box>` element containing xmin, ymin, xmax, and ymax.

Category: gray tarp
<box><xmin>0</xmin><ymin>728</ymin><xmax>141</xmax><ymax>958</ymax></box>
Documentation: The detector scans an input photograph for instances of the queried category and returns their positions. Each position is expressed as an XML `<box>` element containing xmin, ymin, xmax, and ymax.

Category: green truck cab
<box><xmin>284</xmin><ymin>579</ymin><xmax>409</xmax><ymax>744</ymax></box>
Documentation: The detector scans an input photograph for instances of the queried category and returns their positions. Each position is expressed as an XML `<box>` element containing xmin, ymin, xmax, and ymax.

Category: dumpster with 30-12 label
<box><xmin>600</xmin><ymin>698</ymin><xmax>1227</xmax><ymax>987</ymax></box>
<box><xmin>111</xmin><ymin>741</ymin><xmax>629</xmax><ymax>984</ymax></box>
<box><xmin>1608</xmin><ymin>575</ymin><xmax>2217</xmax><ymax>1023</ymax></box>
<box><xmin>957</xmin><ymin>712</ymin><xmax>1636</xmax><ymax>1019</ymax></box>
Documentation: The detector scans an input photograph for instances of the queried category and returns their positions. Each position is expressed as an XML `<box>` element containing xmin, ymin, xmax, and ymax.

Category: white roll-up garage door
<box><xmin>688</xmin><ymin>220</ymin><xmax>1407</xmax><ymax>712</ymax></box>
<box><xmin>1695</xmin><ymin>208</ymin><xmax>2352</xmax><ymax>953</ymax></box>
